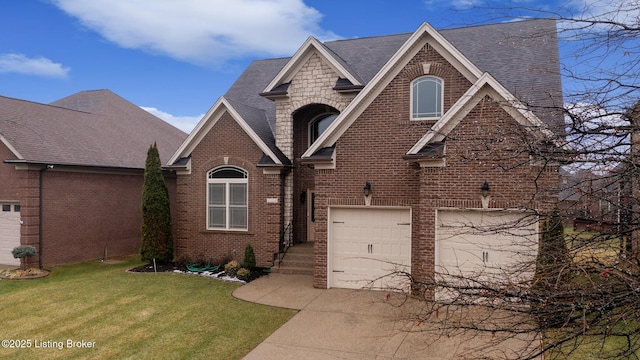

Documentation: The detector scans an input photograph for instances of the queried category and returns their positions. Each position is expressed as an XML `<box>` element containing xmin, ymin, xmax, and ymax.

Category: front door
<box><xmin>307</xmin><ymin>190</ymin><xmax>315</xmax><ymax>242</ymax></box>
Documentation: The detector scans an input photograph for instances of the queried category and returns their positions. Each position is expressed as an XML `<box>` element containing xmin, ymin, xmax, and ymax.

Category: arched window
<box><xmin>411</xmin><ymin>76</ymin><xmax>443</xmax><ymax>120</ymax></box>
<box><xmin>207</xmin><ymin>166</ymin><xmax>248</xmax><ymax>230</ymax></box>
<box><xmin>309</xmin><ymin>113</ymin><xmax>338</xmax><ymax>145</ymax></box>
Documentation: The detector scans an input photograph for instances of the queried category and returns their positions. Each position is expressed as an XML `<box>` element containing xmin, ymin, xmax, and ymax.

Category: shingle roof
<box><xmin>223</xmin><ymin>18</ymin><xmax>563</xmax><ymax>141</ymax></box>
<box><xmin>0</xmin><ymin>90</ymin><xmax>187</xmax><ymax>169</ymax></box>
<box><xmin>440</xmin><ymin>19</ymin><xmax>564</xmax><ymax>133</ymax></box>
<box><xmin>224</xmin><ymin>97</ymin><xmax>290</xmax><ymax>165</ymax></box>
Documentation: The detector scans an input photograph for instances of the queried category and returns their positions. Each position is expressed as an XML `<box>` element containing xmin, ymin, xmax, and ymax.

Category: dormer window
<box><xmin>411</xmin><ymin>76</ymin><xmax>443</xmax><ymax>120</ymax></box>
<box><xmin>309</xmin><ymin>113</ymin><xmax>338</xmax><ymax>145</ymax></box>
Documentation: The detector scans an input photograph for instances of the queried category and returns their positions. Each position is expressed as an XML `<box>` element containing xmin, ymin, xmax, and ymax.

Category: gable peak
<box><xmin>262</xmin><ymin>36</ymin><xmax>362</xmax><ymax>94</ymax></box>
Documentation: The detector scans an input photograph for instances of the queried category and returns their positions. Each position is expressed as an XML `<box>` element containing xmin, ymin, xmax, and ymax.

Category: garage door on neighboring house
<box><xmin>329</xmin><ymin>207</ymin><xmax>411</xmax><ymax>290</ymax></box>
<box><xmin>0</xmin><ymin>203</ymin><xmax>21</xmax><ymax>266</ymax></box>
<box><xmin>435</xmin><ymin>209</ymin><xmax>539</xmax><ymax>300</ymax></box>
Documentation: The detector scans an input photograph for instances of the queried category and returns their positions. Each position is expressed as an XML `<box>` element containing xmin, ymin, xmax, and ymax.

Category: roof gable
<box><xmin>302</xmin><ymin>22</ymin><xmax>484</xmax><ymax>159</ymax></box>
<box><xmin>168</xmin><ymin>97</ymin><xmax>287</xmax><ymax>167</ymax></box>
<box><xmin>407</xmin><ymin>73</ymin><xmax>557</xmax><ymax>155</ymax></box>
<box><xmin>262</xmin><ymin>37</ymin><xmax>364</xmax><ymax>94</ymax></box>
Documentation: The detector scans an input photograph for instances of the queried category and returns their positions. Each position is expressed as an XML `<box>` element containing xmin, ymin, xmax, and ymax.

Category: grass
<box><xmin>0</xmin><ymin>257</ymin><xmax>296</xmax><ymax>359</ymax></box>
<box><xmin>564</xmin><ymin>226</ymin><xmax>623</xmax><ymax>266</ymax></box>
<box><xmin>542</xmin><ymin>228</ymin><xmax>640</xmax><ymax>359</ymax></box>
<box><xmin>547</xmin><ymin>331</ymin><xmax>640</xmax><ymax>360</ymax></box>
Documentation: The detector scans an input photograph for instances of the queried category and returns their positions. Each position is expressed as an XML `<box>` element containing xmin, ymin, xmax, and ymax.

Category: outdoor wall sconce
<box><xmin>481</xmin><ymin>181</ymin><xmax>490</xmax><ymax>198</ymax></box>
<box><xmin>363</xmin><ymin>182</ymin><xmax>371</xmax><ymax>197</ymax></box>
<box><xmin>300</xmin><ymin>191</ymin><xmax>306</xmax><ymax>203</ymax></box>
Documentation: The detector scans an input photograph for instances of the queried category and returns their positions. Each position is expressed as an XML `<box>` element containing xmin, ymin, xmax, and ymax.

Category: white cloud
<box><xmin>51</xmin><ymin>0</ymin><xmax>339</xmax><ymax>65</ymax></box>
<box><xmin>0</xmin><ymin>53</ymin><xmax>70</xmax><ymax>78</ymax></box>
<box><xmin>141</xmin><ymin>106</ymin><xmax>203</xmax><ymax>133</ymax></box>
<box><xmin>564</xmin><ymin>102</ymin><xmax>629</xmax><ymax>173</ymax></box>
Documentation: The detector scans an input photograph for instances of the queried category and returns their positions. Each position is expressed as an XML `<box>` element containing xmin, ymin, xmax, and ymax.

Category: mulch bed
<box><xmin>128</xmin><ymin>262</ymin><xmax>269</xmax><ymax>283</ymax></box>
<box><xmin>0</xmin><ymin>268</ymin><xmax>50</xmax><ymax>280</ymax></box>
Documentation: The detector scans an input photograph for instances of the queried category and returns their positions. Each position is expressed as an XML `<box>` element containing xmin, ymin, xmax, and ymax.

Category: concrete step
<box><xmin>286</xmin><ymin>243</ymin><xmax>313</xmax><ymax>253</ymax></box>
<box><xmin>274</xmin><ymin>266</ymin><xmax>313</xmax><ymax>276</ymax></box>
<box><xmin>273</xmin><ymin>242</ymin><xmax>314</xmax><ymax>275</ymax></box>
<box><xmin>282</xmin><ymin>252</ymin><xmax>313</xmax><ymax>261</ymax></box>
<box><xmin>279</xmin><ymin>259</ymin><xmax>313</xmax><ymax>269</ymax></box>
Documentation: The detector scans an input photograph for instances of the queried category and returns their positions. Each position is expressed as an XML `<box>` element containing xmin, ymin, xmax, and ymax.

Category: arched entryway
<box><xmin>291</xmin><ymin>104</ymin><xmax>339</xmax><ymax>243</ymax></box>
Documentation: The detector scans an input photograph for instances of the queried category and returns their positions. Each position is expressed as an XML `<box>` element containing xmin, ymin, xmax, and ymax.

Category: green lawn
<box><xmin>0</xmin><ymin>257</ymin><xmax>296</xmax><ymax>359</ymax></box>
<box><xmin>543</xmin><ymin>228</ymin><xmax>639</xmax><ymax>359</ymax></box>
<box><xmin>564</xmin><ymin>226</ymin><xmax>623</xmax><ymax>266</ymax></box>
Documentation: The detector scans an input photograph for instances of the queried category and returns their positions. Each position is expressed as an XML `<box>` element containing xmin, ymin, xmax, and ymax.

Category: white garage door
<box><xmin>0</xmin><ymin>203</ymin><xmax>21</xmax><ymax>266</ymax></box>
<box><xmin>329</xmin><ymin>207</ymin><xmax>411</xmax><ymax>290</ymax></box>
<box><xmin>436</xmin><ymin>209</ymin><xmax>538</xmax><ymax>300</ymax></box>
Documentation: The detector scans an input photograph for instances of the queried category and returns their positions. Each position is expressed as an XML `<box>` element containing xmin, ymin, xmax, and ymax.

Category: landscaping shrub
<box><xmin>140</xmin><ymin>143</ymin><xmax>173</xmax><ymax>263</ymax></box>
<box><xmin>243</xmin><ymin>244</ymin><xmax>256</xmax><ymax>269</ymax></box>
<box><xmin>12</xmin><ymin>245</ymin><xmax>37</xmax><ymax>270</ymax></box>
<box><xmin>12</xmin><ymin>245</ymin><xmax>36</xmax><ymax>259</ymax></box>
<box><xmin>532</xmin><ymin>206</ymin><xmax>571</xmax><ymax>328</ymax></box>
<box><xmin>236</xmin><ymin>268</ymin><xmax>250</xmax><ymax>280</ymax></box>
<box><xmin>225</xmin><ymin>260</ymin><xmax>240</xmax><ymax>277</ymax></box>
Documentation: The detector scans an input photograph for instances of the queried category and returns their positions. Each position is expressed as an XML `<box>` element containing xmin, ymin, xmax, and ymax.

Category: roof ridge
<box><xmin>321</xmin><ymin>18</ymin><xmax>555</xmax><ymax>46</ymax></box>
<box><xmin>438</xmin><ymin>17</ymin><xmax>555</xmax><ymax>31</ymax></box>
<box><xmin>323</xmin><ymin>31</ymin><xmax>411</xmax><ymax>45</ymax></box>
<box><xmin>0</xmin><ymin>94</ymin><xmax>92</xmax><ymax>114</ymax></box>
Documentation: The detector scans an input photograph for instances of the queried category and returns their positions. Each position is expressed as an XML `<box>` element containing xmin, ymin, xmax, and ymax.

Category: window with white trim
<box><xmin>207</xmin><ymin>167</ymin><xmax>248</xmax><ymax>230</ymax></box>
<box><xmin>411</xmin><ymin>76</ymin><xmax>443</xmax><ymax>120</ymax></box>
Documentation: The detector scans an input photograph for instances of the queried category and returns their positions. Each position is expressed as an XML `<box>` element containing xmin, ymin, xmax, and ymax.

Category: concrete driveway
<box><xmin>233</xmin><ymin>274</ymin><xmax>539</xmax><ymax>359</ymax></box>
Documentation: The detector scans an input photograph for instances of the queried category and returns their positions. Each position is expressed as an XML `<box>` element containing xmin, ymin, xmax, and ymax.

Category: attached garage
<box><xmin>0</xmin><ymin>203</ymin><xmax>21</xmax><ymax>266</ymax></box>
<box><xmin>435</xmin><ymin>209</ymin><xmax>539</xmax><ymax>299</ymax></box>
<box><xmin>328</xmin><ymin>207</ymin><xmax>411</xmax><ymax>290</ymax></box>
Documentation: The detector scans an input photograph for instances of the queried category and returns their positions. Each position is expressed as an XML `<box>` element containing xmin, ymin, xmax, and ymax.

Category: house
<box><xmin>559</xmin><ymin>167</ymin><xmax>622</xmax><ymax>233</ymax></box>
<box><xmin>168</xmin><ymin>19</ymin><xmax>563</xmax><ymax>291</ymax></box>
<box><xmin>0</xmin><ymin>90</ymin><xmax>186</xmax><ymax>267</ymax></box>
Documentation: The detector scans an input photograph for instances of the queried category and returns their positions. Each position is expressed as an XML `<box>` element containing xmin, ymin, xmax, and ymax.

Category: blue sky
<box><xmin>0</xmin><ymin>0</ymin><xmax>626</xmax><ymax>132</ymax></box>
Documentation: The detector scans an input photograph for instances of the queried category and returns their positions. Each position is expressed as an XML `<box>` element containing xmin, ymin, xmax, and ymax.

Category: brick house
<box><xmin>559</xmin><ymin>167</ymin><xmax>622</xmax><ymax>233</ymax></box>
<box><xmin>168</xmin><ymin>19</ymin><xmax>563</xmax><ymax>290</ymax></box>
<box><xmin>0</xmin><ymin>90</ymin><xmax>186</xmax><ymax>267</ymax></box>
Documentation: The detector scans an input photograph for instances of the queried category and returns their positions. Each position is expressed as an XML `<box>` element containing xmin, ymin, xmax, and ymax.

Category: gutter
<box><xmin>38</xmin><ymin>164</ymin><xmax>54</xmax><ymax>269</ymax></box>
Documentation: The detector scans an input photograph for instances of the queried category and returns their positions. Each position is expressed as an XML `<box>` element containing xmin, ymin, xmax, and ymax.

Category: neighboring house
<box><xmin>0</xmin><ymin>90</ymin><xmax>186</xmax><ymax>267</ymax></box>
<box><xmin>559</xmin><ymin>167</ymin><xmax>622</xmax><ymax>233</ymax></box>
<box><xmin>168</xmin><ymin>19</ymin><xmax>563</xmax><ymax>291</ymax></box>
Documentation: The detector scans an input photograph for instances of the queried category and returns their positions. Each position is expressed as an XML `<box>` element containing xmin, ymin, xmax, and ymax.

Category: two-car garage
<box><xmin>327</xmin><ymin>206</ymin><xmax>538</xmax><ymax>293</ymax></box>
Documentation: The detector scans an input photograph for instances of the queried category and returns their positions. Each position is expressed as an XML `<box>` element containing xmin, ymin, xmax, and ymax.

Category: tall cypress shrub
<box><xmin>140</xmin><ymin>143</ymin><xmax>173</xmax><ymax>262</ymax></box>
<box><xmin>537</xmin><ymin>206</ymin><xmax>568</xmax><ymax>271</ymax></box>
<box><xmin>533</xmin><ymin>206</ymin><xmax>570</xmax><ymax>327</ymax></box>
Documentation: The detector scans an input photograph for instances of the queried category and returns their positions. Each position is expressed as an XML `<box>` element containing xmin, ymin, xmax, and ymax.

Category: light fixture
<box><xmin>481</xmin><ymin>181</ymin><xmax>490</xmax><ymax>198</ymax></box>
<box><xmin>363</xmin><ymin>182</ymin><xmax>371</xmax><ymax>197</ymax></box>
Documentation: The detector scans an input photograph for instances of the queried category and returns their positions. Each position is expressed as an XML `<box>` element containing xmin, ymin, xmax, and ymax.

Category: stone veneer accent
<box><xmin>273</xmin><ymin>52</ymin><xmax>357</xmax><ymax>232</ymax></box>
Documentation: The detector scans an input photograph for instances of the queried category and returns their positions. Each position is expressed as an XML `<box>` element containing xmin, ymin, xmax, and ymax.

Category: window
<box><xmin>207</xmin><ymin>167</ymin><xmax>248</xmax><ymax>230</ymax></box>
<box><xmin>411</xmin><ymin>76</ymin><xmax>443</xmax><ymax>120</ymax></box>
<box><xmin>309</xmin><ymin>113</ymin><xmax>338</xmax><ymax>145</ymax></box>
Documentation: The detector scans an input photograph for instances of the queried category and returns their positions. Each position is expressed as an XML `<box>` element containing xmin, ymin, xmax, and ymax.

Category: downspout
<box><xmin>38</xmin><ymin>164</ymin><xmax>53</xmax><ymax>269</ymax></box>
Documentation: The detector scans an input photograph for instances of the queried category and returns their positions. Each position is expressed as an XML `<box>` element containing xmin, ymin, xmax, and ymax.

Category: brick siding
<box><xmin>309</xmin><ymin>44</ymin><xmax>557</xmax><ymax>288</ymax></box>
<box><xmin>175</xmin><ymin>41</ymin><xmax>559</xmax><ymax>288</ymax></box>
<box><xmin>0</xmin><ymin>141</ymin><xmax>179</xmax><ymax>267</ymax></box>
<box><xmin>174</xmin><ymin>112</ymin><xmax>282</xmax><ymax>267</ymax></box>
